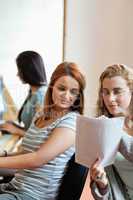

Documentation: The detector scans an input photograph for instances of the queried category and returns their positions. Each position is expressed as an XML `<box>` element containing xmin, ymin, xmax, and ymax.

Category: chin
<box><xmin>55</xmin><ymin>105</ymin><xmax>69</xmax><ymax>111</ymax></box>
<box><xmin>60</xmin><ymin>105</ymin><xmax>70</xmax><ymax>110</ymax></box>
<box><xmin>109</xmin><ymin>109</ymin><xmax>122</xmax><ymax>117</ymax></box>
<box><xmin>60</xmin><ymin>103</ymin><xmax>70</xmax><ymax>108</ymax></box>
<box><xmin>109</xmin><ymin>110</ymin><xmax>117</xmax><ymax>116</ymax></box>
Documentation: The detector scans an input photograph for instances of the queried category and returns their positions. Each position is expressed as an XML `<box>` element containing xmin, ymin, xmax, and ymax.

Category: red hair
<box><xmin>44</xmin><ymin>62</ymin><xmax>86</xmax><ymax>117</ymax></box>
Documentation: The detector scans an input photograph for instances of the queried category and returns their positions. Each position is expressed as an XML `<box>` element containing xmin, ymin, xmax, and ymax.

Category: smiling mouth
<box><xmin>60</xmin><ymin>100</ymin><xmax>70</xmax><ymax>104</ymax></box>
<box><xmin>109</xmin><ymin>105</ymin><xmax>117</xmax><ymax>108</ymax></box>
<box><xmin>61</xmin><ymin>101</ymin><xmax>69</xmax><ymax>104</ymax></box>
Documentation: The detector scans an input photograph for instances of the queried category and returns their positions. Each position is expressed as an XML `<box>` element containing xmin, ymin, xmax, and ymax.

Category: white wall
<box><xmin>0</xmin><ymin>0</ymin><xmax>63</xmax><ymax>108</ymax></box>
<box><xmin>64</xmin><ymin>0</ymin><xmax>133</xmax><ymax>115</ymax></box>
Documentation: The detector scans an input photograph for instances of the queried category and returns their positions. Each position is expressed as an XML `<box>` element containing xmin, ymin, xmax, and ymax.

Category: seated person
<box><xmin>0</xmin><ymin>62</ymin><xmax>86</xmax><ymax>200</ymax></box>
<box><xmin>0</xmin><ymin>51</ymin><xmax>47</xmax><ymax>137</ymax></box>
<box><xmin>90</xmin><ymin>64</ymin><xmax>133</xmax><ymax>200</ymax></box>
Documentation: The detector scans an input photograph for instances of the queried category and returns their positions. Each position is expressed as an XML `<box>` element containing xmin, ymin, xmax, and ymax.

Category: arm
<box><xmin>90</xmin><ymin>159</ymin><xmax>110</xmax><ymax>200</ymax></box>
<box><xmin>0</xmin><ymin>126</ymin><xmax>75</xmax><ymax>169</ymax></box>
<box><xmin>90</xmin><ymin>181</ymin><xmax>110</xmax><ymax>200</ymax></box>
<box><xmin>119</xmin><ymin>134</ymin><xmax>133</xmax><ymax>162</ymax></box>
<box><xmin>0</xmin><ymin>122</ymin><xmax>25</xmax><ymax>137</ymax></box>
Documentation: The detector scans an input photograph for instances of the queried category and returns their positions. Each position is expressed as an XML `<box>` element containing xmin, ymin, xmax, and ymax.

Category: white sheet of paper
<box><xmin>75</xmin><ymin>115</ymin><xmax>125</xmax><ymax>167</ymax></box>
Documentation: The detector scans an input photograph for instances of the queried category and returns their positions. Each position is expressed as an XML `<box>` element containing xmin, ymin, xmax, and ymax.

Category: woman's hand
<box><xmin>0</xmin><ymin>121</ymin><xmax>25</xmax><ymax>136</ymax></box>
<box><xmin>0</xmin><ymin>121</ymin><xmax>18</xmax><ymax>134</ymax></box>
<box><xmin>0</xmin><ymin>149</ymin><xmax>7</xmax><ymax>157</ymax></box>
<box><xmin>90</xmin><ymin>158</ymin><xmax>108</xmax><ymax>189</ymax></box>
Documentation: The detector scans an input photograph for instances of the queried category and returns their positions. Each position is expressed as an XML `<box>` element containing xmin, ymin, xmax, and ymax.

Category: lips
<box><xmin>61</xmin><ymin>100</ymin><xmax>70</xmax><ymax>105</ymax></box>
<box><xmin>109</xmin><ymin>105</ymin><xmax>118</xmax><ymax>109</ymax></box>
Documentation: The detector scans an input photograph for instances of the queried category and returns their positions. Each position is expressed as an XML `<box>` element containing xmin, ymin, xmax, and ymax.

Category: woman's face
<box><xmin>52</xmin><ymin>75</ymin><xmax>79</xmax><ymax>111</ymax></box>
<box><xmin>101</xmin><ymin>76</ymin><xmax>131</xmax><ymax>117</ymax></box>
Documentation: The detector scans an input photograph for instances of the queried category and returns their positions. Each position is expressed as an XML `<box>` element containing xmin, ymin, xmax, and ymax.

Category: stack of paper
<box><xmin>75</xmin><ymin>115</ymin><xmax>125</xmax><ymax>167</ymax></box>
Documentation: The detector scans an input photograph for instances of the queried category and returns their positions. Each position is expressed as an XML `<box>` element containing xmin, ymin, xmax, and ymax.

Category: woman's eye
<box><xmin>114</xmin><ymin>89</ymin><xmax>124</xmax><ymax>95</ymax></box>
<box><xmin>58</xmin><ymin>86</ymin><xmax>65</xmax><ymax>91</ymax></box>
<box><xmin>71</xmin><ymin>89</ymin><xmax>79</xmax><ymax>96</ymax></box>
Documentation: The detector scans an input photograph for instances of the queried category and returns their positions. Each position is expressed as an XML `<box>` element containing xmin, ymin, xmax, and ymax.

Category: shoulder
<box><xmin>60</xmin><ymin>112</ymin><xmax>78</xmax><ymax>123</ymax></box>
<box><xmin>57</xmin><ymin>112</ymin><xmax>79</xmax><ymax>131</ymax></box>
<box><xmin>38</xmin><ymin>85</ymin><xmax>47</xmax><ymax>94</ymax></box>
<box><xmin>35</xmin><ymin>85</ymin><xmax>47</xmax><ymax>97</ymax></box>
<box><xmin>119</xmin><ymin>133</ymin><xmax>133</xmax><ymax>162</ymax></box>
<box><xmin>31</xmin><ymin>86</ymin><xmax>47</xmax><ymax>104</ymax></box>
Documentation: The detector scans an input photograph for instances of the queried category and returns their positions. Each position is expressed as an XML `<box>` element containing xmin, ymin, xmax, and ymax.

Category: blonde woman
<box><xmin>90</xmin><ymin>64</ymin><xmax>133</xmax><ymax>200</ymax></box>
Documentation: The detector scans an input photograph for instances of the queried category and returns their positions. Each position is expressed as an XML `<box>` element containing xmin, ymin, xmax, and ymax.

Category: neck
<box><xmin>44</xmin><ymin>107</ymin><xmax>69</xmax><ymax>121</ymax></box>
<box><xmin>30</xmin><ymin>85</ymin><xmax>40</xmax><ymax>93</ymax></box>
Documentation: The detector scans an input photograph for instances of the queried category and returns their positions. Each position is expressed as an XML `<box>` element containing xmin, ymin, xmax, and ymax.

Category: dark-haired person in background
<box><xmin>0</xmin><ymin>50</ymin><xmax>47</xmax><ymax>137</ymax></box>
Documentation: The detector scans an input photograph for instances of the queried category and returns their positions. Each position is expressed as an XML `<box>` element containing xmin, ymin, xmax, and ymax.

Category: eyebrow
<box><xmin>102</xmin><ymin>87</ymin><xmax>124</xmax><ymax>90</ymax></box>
<box><xmin>58</xmin><ymin>83</ymin><xmax>79</xmax><ymax>90</ymax></box>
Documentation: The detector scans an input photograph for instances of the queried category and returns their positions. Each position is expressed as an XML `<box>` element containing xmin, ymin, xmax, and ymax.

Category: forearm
<box><xmin>0</xmin><ymin>152</ymin><xmax>41</xmax><ymax>169</ymax></box>
<box><xmin>90</xmin><ymin>181</ymin><xmax>109</xmax><ymax>200</ymax></box>
<box><xmin>13</xmin><ymin>126</ymin><xmax>25</xmax><ymax>137</ymax></box>
<box><xmin>0</xmin><ymin>122</ymin><xmax>26</xmax><ymax>137</ymax></box>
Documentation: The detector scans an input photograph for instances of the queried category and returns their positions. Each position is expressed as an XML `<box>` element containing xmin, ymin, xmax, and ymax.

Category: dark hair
<box><xmin>16</xmin><ymin>51</ymin><xmax>47</xmax><ymax>86</ymax></box>
<box><xmin>44</xmin><ymin>62</ymin><xmax>86</xmax><ymax>117</ymax></box>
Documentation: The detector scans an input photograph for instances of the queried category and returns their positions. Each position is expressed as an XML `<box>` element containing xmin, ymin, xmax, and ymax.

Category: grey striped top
<box><xmin>7</xmin><ymin>112</ymin><xmax>77</xmax><ymax>200</ymax></box>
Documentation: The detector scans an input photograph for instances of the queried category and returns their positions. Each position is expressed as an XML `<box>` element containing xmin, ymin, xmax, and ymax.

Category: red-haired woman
<box><xmin>0</xmin><ymin>62</ymin><xmax>85</xmax><ymax>200</ymax></box>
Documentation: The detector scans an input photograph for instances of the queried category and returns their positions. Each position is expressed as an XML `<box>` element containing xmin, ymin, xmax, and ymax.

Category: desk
<box><xmin>0</xmin><ymin>82</ymin><xmax>20</xmax><ymax>153</ymax></box>
<box><xmin>0</xmin><ymin>133</ymin><xmax>20</xmax><ymax>180</ymax></box>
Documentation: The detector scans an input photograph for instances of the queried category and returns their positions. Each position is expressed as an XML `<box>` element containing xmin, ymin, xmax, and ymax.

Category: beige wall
<box><xmin>0</xmin><ymin>0</ymin><xmax>63</xmax><ymax>108</ymax></box>
<box><xmin>64</xmin><ymin>0</ymin><xmax>133</xmax><ymax>115</ymax></box>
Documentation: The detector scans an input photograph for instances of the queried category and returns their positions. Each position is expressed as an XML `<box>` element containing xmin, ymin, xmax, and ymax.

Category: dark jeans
<box><xmin>0</xmin><ymin>169</ymin><xmax>16</xmax><ymax>183</ymax></box>
<box><xmin>56</xmin><ymin>154</ymin><xmax>88</xmax><ymax>200</ymax></box>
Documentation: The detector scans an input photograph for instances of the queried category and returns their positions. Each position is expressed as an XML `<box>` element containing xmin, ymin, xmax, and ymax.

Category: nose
<box><xmin>64</xmin><ymin>90</ymin><xmax>72</xmax><ymax>101</ymax></box>
<box><xmin>107</xmin><ymin>92</ymin><xmax>116</xmax><ymax>101</ymax></box>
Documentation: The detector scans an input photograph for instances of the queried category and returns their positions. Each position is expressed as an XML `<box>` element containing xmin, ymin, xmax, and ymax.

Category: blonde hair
<box><xmin>96</xmin><ymin>64</ymin><xmax>133</xmax><ymax>117</ymax></box>
<box><xmin>127</xmin><ymin>92</ymin><xmax>133</xmax><ymax>117</ymax></box>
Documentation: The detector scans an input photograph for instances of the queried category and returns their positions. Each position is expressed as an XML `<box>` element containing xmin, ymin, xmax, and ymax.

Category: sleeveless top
<box><xmin>20</xmin><ymin>85</ymin><xmax>47</xmax><ymax>130</ymax></box>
